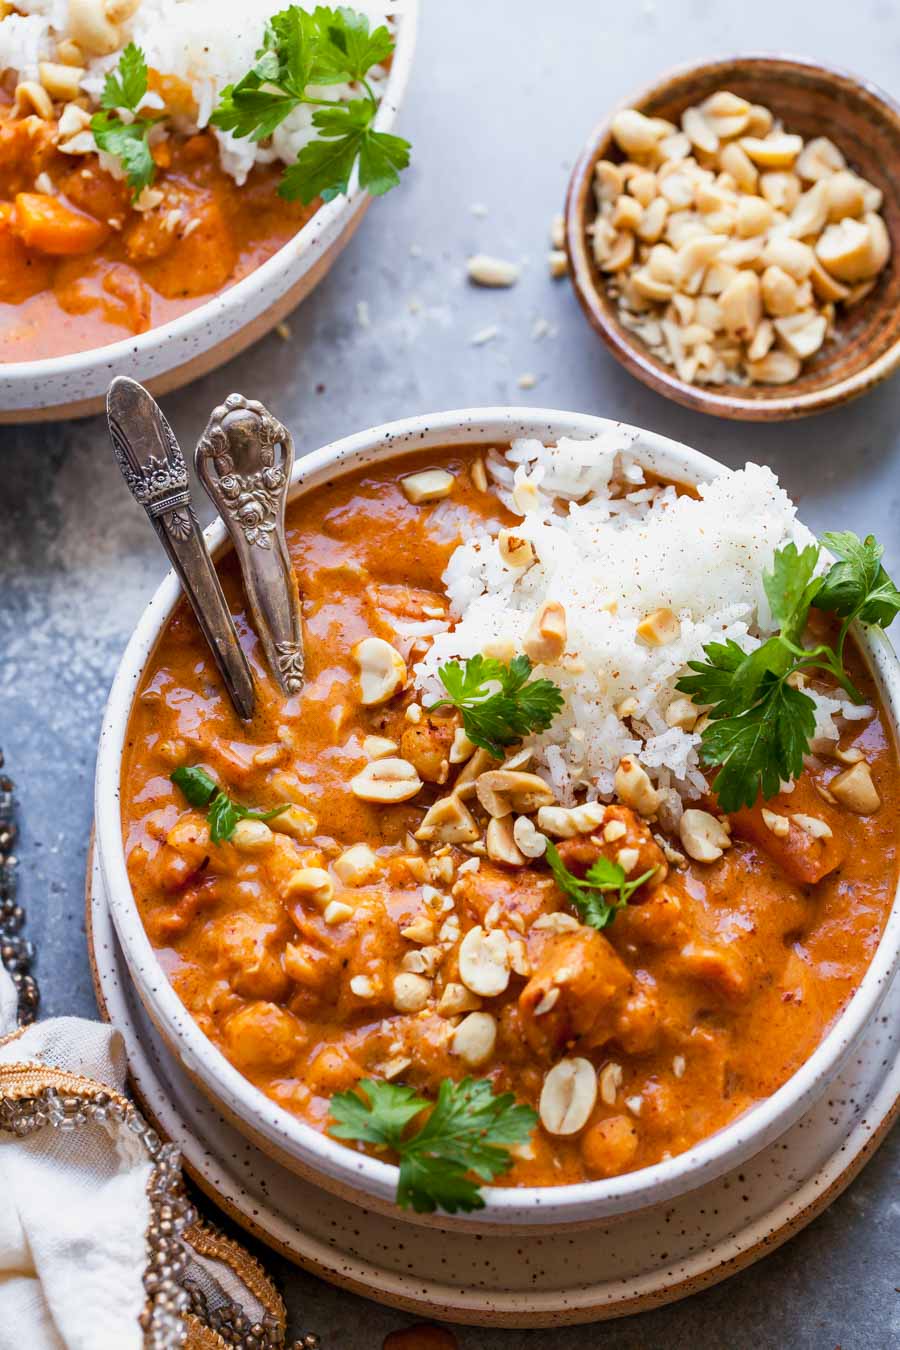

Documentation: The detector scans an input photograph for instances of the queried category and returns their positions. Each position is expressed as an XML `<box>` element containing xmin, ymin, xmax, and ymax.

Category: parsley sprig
<box><xmin>171</xmin><ymin>765</ymin><xmax>290</xmax><ymax>845</ymax></box>
<box><xmin>90</xmin><ymin>44</ymin><xmax>160</xmax><ymax>196</ymax></box>
<box><xmin>545</xmin><ymin>841</ymin><xmax>657</xmax><ymax>931</ymax></box>
<box><xmin>330</xmin><ymin>1077</ymin><xmax>537</xmax><ymax>1213</ymax></box>
<box><xmin>426</xmin><ymin>654</ymin><xmax>565</xmax><ymax>759</ymax></box>
<box><xmin>211</xmin><ymin>5</ymin><xmax>411</xmax><ymax>203</ymax></box>
<box><xmin>677</xmin><ymin>532</ymin><xmax>900</xmax><ymax>812</ymax></box>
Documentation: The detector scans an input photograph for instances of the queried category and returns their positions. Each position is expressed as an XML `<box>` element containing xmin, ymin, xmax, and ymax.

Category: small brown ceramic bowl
<box><xmin>565</xmin><ymin>55</ymin><xmax>900</xmax><ymax>420</ymax></box>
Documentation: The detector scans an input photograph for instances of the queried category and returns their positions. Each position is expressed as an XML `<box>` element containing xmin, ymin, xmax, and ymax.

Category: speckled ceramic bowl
<box><xmin>0</xmin><ymin>4</ymin><xmax>416</xmax><ymax>425</ymax></box>
<box><xmin>94</xmin><ymin>408</ymin><xmax>900</xmax><ymax>1232</ymax></box>
<box><xmin>566</xmin><ymin>55</ymin><xmax>900</xmax><ymax>420</ymax></box>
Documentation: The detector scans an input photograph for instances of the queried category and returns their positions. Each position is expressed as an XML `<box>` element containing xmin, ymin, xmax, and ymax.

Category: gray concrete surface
<box><xmin>2</xmin><ymin>0</ymin><xmax>900</xmax><ymax>1345</ymax></box>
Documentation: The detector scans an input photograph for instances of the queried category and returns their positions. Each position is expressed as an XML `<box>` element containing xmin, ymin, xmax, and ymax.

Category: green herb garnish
<box><xmin>211</xmin><ymin>5</ymin><xmax>411</xmax><ymax>204</ymax></box>
<box><xmin>545</xmin><ymin>840</ymin><xmax>657</xmax><ymax>931</ymax></box>
<box><xmin>330</xmin><ymin>1077</ymin><xmax>537</xmax><ymax>1213</ymax></box>
<box><xmin>677</xmin><ymin>532</ymin><xmax>900</xmax><ymax>812</ymax></box>
<box><xmin>90</xmin><ymin>44</ymin><xmax>159</xmax><ymax>197</ymax></box>
<box><xmin>171</xmin><ymin>765</ymin><xmax>290</xmax><ymax>844</ymax></box>
<box><xmin>425</xmin><ymin>653</ymin><xmax>565</xmax><ymax>759</ymax></box>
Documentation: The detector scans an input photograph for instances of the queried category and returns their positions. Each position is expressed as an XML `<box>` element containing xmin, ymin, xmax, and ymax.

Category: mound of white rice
<box><xmin>0</xmin><ymin>1</ymin><xmax>397</xmax><ymax>183</ymax></box>
<box><xmin>413</xmin><ymin>433</ymin><xmax>865</xmax><ymax>822</ymax></box>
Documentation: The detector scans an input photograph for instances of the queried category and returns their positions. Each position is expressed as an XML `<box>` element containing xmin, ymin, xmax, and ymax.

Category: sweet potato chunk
<box><xmin>0</xmin><ymin>117</ymin><xmax>59</xmax><ymax>196</ymax></box>
<box><xmin>216</xmin><ymin>914</ymin><xmax>290</xmax><ymax>1002</ymax></box>
<box><xmin>454</xmin><ymin>859</ymin><xmax>556</xmax><ymax>932</ymax></box>
<box><xmin>141</xmin><ymin>194</ymin><xmax>237</xmax><ymax>298</ymax></box>
<box><xmin>556</xmin><ymin>806</ymin><xmax>667</xmax><ymax>892</ymax></box>
<box><xmin>613</xmin><ymin>885</ymin><xmax>689</xmax><ymax>951</ymax></box>
<box><xmin>519</xmin><ymin>929</ymin><xmax>632</xmax><ymax>1056</ymax></box>
<box><xmin>729</xmin><ymin>774</ymin><xmax>846</xmax><ymax>885</ymax></box>
<box><xmin>59</xmin><ymin>162</ymin><xmax>130</xmax><ymax>226</ymax></box>
<box><xmin>149</xmin><ymin>878</ymin><xmax>219</xmax><ymax>942</ymax></box>
<box><xmin>677</xmin><ymin>940</ymin><xmax>749</xmax><ymax>1002</ymax></box>
<box><xmin>14</xmin><ymin>192</ymin><xmax>109</xmax><ymax>256</ymax></box>
<box><xmin>0</xmin><ymin>202</ymin><xmax>52</xmax><ymax>302</ymax></box>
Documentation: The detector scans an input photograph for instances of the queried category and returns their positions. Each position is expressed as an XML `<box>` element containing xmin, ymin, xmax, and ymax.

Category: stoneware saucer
<box><xmin>86</xmin><ymin>847</ymin><xmax>900</xmax><ymax>1328</ymax></box>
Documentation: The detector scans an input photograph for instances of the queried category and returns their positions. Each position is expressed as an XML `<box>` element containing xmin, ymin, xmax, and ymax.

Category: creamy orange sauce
<box><xmin>0</xmin><ymin>108</ymin><xmax>315</xmax><ymax>361</ymax></box>
<box><xmin>120</xmin><ymin>447</ymin><xmax>899</xmax><ymax>1187</ymax></box>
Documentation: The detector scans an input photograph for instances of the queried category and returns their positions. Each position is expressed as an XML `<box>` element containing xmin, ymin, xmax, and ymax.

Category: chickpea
<box><xmin>151</xmin><ymin>813</ymin><xmax>210</xmax><ymax>891</ymax></box>
<box><xmin>230</xmin><ymin>953</ymin><xmax>289</xmax><ymax>1002</ymax></box>
<box><xmin>580</xmin><ymin>1114</ymin><xmax>639</xmax><ymax>1179</ymax></box>
<box><xmin>223</xmin><ymin>1002</ymin><xmax>302</xmax><ymax>1074</ymax></box>
<box><xmin>305</xmin><ymin>1044</ymin><xmax>362</xmax><ymax>1095</ymax></box>
<box><xmin>399</xmin><ymin>716</ymin><xmax>455</xmax><ymax>783</ymax></box>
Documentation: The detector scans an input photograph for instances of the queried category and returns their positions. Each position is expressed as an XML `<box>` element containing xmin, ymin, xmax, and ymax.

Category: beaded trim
<box><xmin>0</xmin><ymin>1067</ymin><xmax>195</xmax><ymax>1347</ymax></box>
<box><xmin>0</xmin><ymin>751</ymin><xmax>38</xmax><ymax>1024</ymax></box>
<box><xmin>183</xmin><ymin>1221</ymin><xmax>288</xmax><ymax>1347</ymax></box>
<box><xmin>0</xmin><ymin>1067</ymin><xmax>320</xmax><ymax>1349</ymax></box>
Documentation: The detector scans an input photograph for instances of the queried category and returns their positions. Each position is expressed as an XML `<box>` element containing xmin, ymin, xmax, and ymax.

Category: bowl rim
<box><xmin>0</xmin><ymin>0</ymin><xmax>418</xmax><ymax>393</ymax></box>
<box><xmin>565</xmin><ymin>52</ymin><xmax>900</xmax><ymax>422</ymax></box>
<box><xmin>94</xmin><ymin>405</ymin><xmax>900</xmax><ymax>1226</ymax></box>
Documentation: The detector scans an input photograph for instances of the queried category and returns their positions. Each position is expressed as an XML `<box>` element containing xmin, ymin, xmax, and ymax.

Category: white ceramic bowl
<box><xmin>0</xmin><ymin>4</ymin><xmax>417</xmax><ymax>425</ymax></box>
<box><xmin>94</xmin><ymin>407</ymin><xmax>900</xmax><ymax>1232</ymax></box>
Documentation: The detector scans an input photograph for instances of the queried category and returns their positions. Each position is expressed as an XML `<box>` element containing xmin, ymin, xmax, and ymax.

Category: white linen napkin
<box><xmin>0</xmin><ymin>967</ymin><xmax>149</xmax><ymax>1349</ymax></box>
<box><xmin>0</xmin><ymin>968</ymin><xmax>294</xmax><ymax>1350</ymax></box>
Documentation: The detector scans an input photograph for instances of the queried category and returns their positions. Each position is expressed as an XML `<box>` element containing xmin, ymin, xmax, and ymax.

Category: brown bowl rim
<box><xmin>564</xmin><ymin>52</ymin><xmax>900</xmax><ymax>421</ymax></box>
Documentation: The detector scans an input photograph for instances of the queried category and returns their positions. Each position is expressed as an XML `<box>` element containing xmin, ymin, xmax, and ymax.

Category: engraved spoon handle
<box><xmin>194</xmin><ymin>394</ymin><xmax>304</xmax><ymax>696</ymax></box>
<box><xmin>106</xmin><ymin>378</ymin><xmax>256</xmax><ymax>722</ymax></box>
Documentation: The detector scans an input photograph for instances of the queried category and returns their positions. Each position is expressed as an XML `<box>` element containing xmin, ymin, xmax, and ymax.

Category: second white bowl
<box><xmin>0</xmin><ymin>3</ymin><xmax>417</xmax><ymax>423</ymax></box>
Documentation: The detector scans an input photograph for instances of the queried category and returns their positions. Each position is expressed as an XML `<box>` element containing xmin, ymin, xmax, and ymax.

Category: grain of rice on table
<box><xmin>0</xmin><ymin>0</ymin><xmax>396</xmax><ymax>184</ymax></box>
<box><xmin>413</xmin><ymin>432</ymin><xmax>866</xmax><ymax>826</ymax></box>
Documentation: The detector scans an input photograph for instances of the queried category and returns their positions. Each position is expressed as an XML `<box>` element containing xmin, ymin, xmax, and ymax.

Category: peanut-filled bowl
<box><xmin>565</xmin><ymin>56</ymin><xmax>900</xmax><ymax>420</ymax></box>
<box><xmin>94</xmin><ymin>407</ymin><xmax>900</xmax><ymax>1230</ymax></box>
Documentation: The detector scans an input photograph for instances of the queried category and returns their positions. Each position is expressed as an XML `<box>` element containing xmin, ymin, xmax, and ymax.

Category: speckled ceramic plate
<box><xmin>86</xmin><ymin>846</ymin><xmax>900</xmax><ymax>1328</ymax></box>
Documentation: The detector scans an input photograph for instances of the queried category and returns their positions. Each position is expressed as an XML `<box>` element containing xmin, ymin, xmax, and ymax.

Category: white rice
<box><xmin>0</xmin><ymin>0</ymin><xmax>398</xmax><ymax>184</ymax></box>
<box><xmin>413</xmin><ymin>434</ymin><xmax>851</xmax><ymax>820</ymax></box>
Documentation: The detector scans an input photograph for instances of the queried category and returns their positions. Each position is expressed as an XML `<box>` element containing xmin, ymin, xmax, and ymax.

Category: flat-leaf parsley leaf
<box><xmin>677</xmin><ymin>531</ymin><xmax>900</xmax><ymax>812</ymax></box>
<box><xmin>211</xmin><ymin>5</ymin><xmax>410</xmax><ymax>204</ymax></box>
<box><xmin>171</xmin><ymin>765</ymin><xmax>289</xmax><ymax>844</ymax></box>
<box><xmin>90</xmin><ymin>43</ymin><xmax>159</xmax><ymax>196</ymax></box>
<box><xmin>545</xmin><ymin>841</ymin><xmax>657</xmax><ymax>931</ymax></box>
<box><xmin>426</xmin><ymin>653</ymin><xmax>564</xmax><ymax>759</ymax></box>
<box><xmin>817</xmin><ymin>532</ymin><xmax>900</xmax><ymax>628</ymax></box>
<box><xmin>330</xmin><ymin>1077</ymin><xmax>537</xmax><ymax>1213</ymax></box>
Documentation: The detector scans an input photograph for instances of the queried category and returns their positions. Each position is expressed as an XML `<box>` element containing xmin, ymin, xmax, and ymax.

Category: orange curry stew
<box><xmin>122</xmin><ymin>447</ymin><xmax>899</xmax><ymax>1187</ymax></box>
<box><xmin>0</xmin><ymin>102</ymin><xmax>314</xmax><ymax>361</ymax></box>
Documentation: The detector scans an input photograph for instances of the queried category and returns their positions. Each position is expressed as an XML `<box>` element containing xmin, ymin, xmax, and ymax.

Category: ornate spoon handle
<box><xmin>195</xmin><ymin>394</ymin><xmax>304</xmax><ymax>696</ymax></box>
<box><xmin>107</xmin><ymin>378</ymin><xmax>256</xmax><ymax>722</ymax></box>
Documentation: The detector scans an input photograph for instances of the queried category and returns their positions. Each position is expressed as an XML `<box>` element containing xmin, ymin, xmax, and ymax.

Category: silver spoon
<box><xmin>195</xmin><ymin>394</ymin><xmax>304</xmax><ymax>696</ymax></box>
<box><xmin>106</xmin><ymin>377</ymin><xmax>256</xmax><ymax>721</ymax></box>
